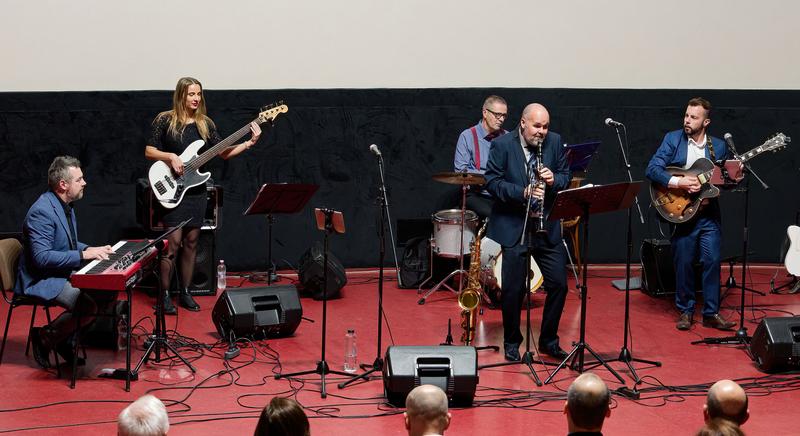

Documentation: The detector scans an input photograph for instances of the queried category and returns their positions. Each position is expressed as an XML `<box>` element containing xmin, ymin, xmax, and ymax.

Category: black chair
<box><xmin>0</xmin><ymin>238</ymin><xmax>63</xmax><ymax>373</ymax></box>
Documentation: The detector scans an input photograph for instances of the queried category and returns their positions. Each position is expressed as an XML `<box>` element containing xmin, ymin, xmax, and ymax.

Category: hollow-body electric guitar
<box><xmin>650</xmin><ymin>133</ymin><xmax>789</xmax><ymax>223</ymax></box>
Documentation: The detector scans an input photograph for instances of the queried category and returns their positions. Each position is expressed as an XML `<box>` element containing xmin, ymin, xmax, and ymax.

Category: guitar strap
<box><xmin>706</xmin><ymin>135</ymin><xmax>716</xmax><ymax>161</ymax></box>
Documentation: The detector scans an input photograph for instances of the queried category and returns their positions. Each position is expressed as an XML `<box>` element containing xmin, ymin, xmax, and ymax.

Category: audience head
<box><xmin>695</xmin><ymin>417</ymin><xmax>745</xmax><ymax>436</ymax></box>
<box><xmin>254</xmin><ymin>397</ymin><xmax>310</xmax><ymax>436</ymax></box>
<box><xmin>404</xmin><ymin>384</ymin><xmax>451</xmax><ymax>436</ymax></box>
<box><xmin>564</xmin><ymin>372</ymin><xmax>611</xmax><ymax>433</ymax></box>
<box><xmin>117</xmin><ymin>394</ymin><xmax>169</xmax><ymax>436</ymax></box>
<box><xmin>704</xmin><ymin>379</ymin><xmax>749</xmax><ymax>426</ymax></box>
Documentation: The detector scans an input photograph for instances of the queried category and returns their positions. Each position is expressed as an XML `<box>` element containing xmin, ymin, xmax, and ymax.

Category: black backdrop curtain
<box><xmin>1</xmin><ymin>88</ymin><xmax>798</xmax><ymax>271</ymax></box>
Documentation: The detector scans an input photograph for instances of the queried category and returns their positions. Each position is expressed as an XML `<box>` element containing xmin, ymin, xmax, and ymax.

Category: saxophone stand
<box><xmin>243</xmin><ymin>183</ymin><xmax>319</xmax><ymax>285</ymax></box>
<box><xmin>544</xmin><ymin>182</ymin><xmax>640</xmax><ymax>385</ymax></box>
<box><xmin>595</xmin><ymin>123</ymin><xmax>660</xmax><ymax>388</ymax></box>
<box><xmin>276</xmin><ymin>208</ymin><xmax>350</xmax><ymax>398</ymax></box>
<box><xmin>692</xmin><ymin>155</ymin><xmax>770</xmax><ymax>347</ymax></box>
<box><xmin>133</xmin><ymin>220</ymin><xmax>196</xmax><ymax>377</ymax></box>
<box><xmin>418</xmin><ymin>172</ymin><xmax>485</xmax><ymax>304</ymax></box>
<box><xmin>339</xmin><ymin>150</ymin><xmax>391</xmax><ymax>389</ymax></box>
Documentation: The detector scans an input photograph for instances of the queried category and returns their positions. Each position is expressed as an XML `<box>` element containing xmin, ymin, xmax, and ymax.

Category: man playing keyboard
<box><xmin>15</xmin><ymin>156</ymin><xmax>116</xmax><ymax>369</ymax></box>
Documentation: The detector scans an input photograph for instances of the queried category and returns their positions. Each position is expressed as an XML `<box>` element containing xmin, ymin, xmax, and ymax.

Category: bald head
<box><xmin>519</xmin><ymin>103</ymin><xmax>550</xmax><ymax>146</ymax></box>
<box><xmin>565</xmin><ymin>372</ymin><xmax>611</xmax><ymax>432</ymax></box>
<box><xmin>404</xmin><ymin>385</ymin><xmax>451</xmax><ymax>436</ymax></box>
<box><xmin>705</xmin><ymin>380</ymin><xmax>749</xmax><ymax>425</ymax></box>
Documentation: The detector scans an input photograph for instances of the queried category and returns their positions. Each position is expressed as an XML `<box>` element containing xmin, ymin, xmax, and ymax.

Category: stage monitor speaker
<box><xmin>382</xmin><ymin>345</ymin><xmax>478</xmax><ymax>407</ymax></box>
<box><xmin>211</xmin><ymin>285</ymin><xmax>302</xmax><ymax>340</ymax></box>
<box><xmin>640</xmin><ymin>239</ymin><xmax>702</xmax><ymax>297</ymax></box>
<box><xmin>181</xmin><ymin>229</ymin><xmax>216</xmax><ymax>296</ymax></box>
<box><xmin>749</xmin><ymin>316</ymin><xmax>800</xmax><ymax>372</ymax></box>
<box><xmin>640</xmin><ymin>239</ymin><xmax>676</xmax><ymax>296</ymax></box>
<box><xmin>298</xmin><ymin>242</ymin><xmax>347</xmax><ymax>300</ymax></box>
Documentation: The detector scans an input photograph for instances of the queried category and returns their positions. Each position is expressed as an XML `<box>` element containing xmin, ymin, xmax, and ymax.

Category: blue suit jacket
<box><xmin>14</xmin><ymin>191</ymin><xmax>88</xmax><ymax>300</ymax></box>
<box><xmin>485</xmin><ymin>129</ymin><xmax>570</xmax><ymax>247</ymax></box>
<box><xmin>645</xmin><ymin>129</ymin><xmax>730</xmax><ymax>186</ymax></box>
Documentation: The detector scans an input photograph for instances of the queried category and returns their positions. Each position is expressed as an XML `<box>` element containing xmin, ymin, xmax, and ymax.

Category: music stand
<box><xmin>564</xmin><ymin>141</ymin><xmax>601</xmax><ymax>289</ymax></box>
<box><xmin>244</xmin><ymin>183</ymin><xmax>318</xmax><ymax>284</ymax></box>
<box><xmin>543</xmin><ymin>182</ymin><xmax>640</xmax><ymax>385</ymax></box>
<box><xmin>275</xmin><ymin>208</ymin><xmax>350</xmax><ymax>398</ymax></box>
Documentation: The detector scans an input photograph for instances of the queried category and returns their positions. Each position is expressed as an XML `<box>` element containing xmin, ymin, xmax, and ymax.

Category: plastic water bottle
<box><xmin>116</xmin><ymin>314</ymin><xmax>128</xmax><ymax>351</ymax></box>
<box><xmin>344</xmin><ymin>329</ymin><xmax>357</xmax><ymax>373</ymax></box>
<box><xmin>217</xmin><ymin>259</ymin><xmax>227</xmax><ymax>293</ymax></box>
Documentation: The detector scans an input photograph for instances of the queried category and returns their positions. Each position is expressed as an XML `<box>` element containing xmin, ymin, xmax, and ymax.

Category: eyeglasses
<box><xmin>484</xmin><ymin>108</ymin><xmax>508</xmax><ymax>119</ymax></box>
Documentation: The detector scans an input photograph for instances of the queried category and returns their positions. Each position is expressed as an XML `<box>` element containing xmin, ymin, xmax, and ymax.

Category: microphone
<box><xmin>605</xmin><ymin>118</ymin><xmax>623</xmax><ymax>127</ymax></box>
<box><xmin>369</xmin><ymin>144</ymin><xmax>382</xmax><ymax>157</ymax></box>
<box><xmin>723</xmin><ymin>133</ymin><xmax>739</xmax><ymax>155</ymax></box>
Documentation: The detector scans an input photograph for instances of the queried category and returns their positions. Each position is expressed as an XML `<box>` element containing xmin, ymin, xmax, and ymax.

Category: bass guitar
<box><xmin>650</xmin><ymin>133</ymin><xmax>790</xmax><ymax>223</ymax></box>
<box><xmin>149</xmin><ymin>102</ymin><xmax>288</xmax><ymax>209</ymax></box>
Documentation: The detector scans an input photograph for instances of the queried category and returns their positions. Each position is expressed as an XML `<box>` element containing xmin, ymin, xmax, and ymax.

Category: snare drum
<box><xmin>431</xmin><ymin>209</ymin><xmax>478</xmax><ymax>257</ymax></box>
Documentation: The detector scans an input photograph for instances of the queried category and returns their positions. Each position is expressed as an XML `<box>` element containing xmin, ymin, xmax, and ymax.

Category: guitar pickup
<box><xmin>163</xmin><ymin>176</ymin><xmax>176</xmax><ymax>189</ymax></box>
<box><xmin>154</xmin><ymin>181</ymin><xmax>167</xmax><ymax>195</ymax></box>
<box><xmin>653</xmin><ymin>193</ymin><xmax>673</xmax><ymax>206</ymax></box>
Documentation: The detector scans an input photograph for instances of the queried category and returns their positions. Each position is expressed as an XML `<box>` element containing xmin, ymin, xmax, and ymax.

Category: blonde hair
<box><xmin>155</xmin><ymin>77</ymin><xmax>215</xmax><ymax>142</ymax></box>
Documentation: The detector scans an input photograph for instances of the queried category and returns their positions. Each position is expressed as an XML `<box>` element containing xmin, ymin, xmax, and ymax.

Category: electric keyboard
<box><xmin>71</xmin><ymin>239</ymin><xmax>162</xmax><ymax>291</ymax></box>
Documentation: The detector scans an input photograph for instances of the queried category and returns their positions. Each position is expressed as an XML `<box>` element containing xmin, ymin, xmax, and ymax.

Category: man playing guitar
<box><xmin>645</xmin><ymin>97</ymin><xmax>736</xmax><ymax>331</ymax></box>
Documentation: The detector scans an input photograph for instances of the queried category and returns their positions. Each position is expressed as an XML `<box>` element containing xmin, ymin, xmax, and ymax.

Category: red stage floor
<box><xmin>1</xmin><ymin>265</ymin><xmax>798</xmax><ymax>435</ymax></box>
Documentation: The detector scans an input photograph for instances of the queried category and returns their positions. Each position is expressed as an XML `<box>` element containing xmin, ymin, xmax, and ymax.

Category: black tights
<box><xmin>159</xmin><ymin>227</ymin><xmax>200</xmax><ymax>293</ymax></box>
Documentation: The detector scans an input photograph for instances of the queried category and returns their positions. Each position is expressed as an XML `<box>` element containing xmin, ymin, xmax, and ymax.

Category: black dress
<box><xmin>148</xmin><ymin>115</ymin><xmax>222</xmax><ymax>227</ymax></box>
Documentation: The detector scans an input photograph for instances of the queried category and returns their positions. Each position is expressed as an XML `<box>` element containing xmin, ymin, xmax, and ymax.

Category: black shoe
<box><xmin>178</xmin><ymin>290</ymin><xmax>200</xmax><ymax>312</ymax></box>
<box><xmin>504</xmin><ymin>343</ymin><xmax>520</xmax><ymax>362</ymax></box>
<box><xmin>539</xmin><ymin>345</ymin><xmax>568</xmax><ymax>360</ymax></box>
<box><xmin>30</xmin><ymin>327</ymin><xmax>52</xmax><ymax>369</ymax></box>
<box><xmin>162</xmin><ymin>295</ymin><xmax>177</xmax><ymax>315</ymax></box>
<box><xmin>55</xmin><ymin>340</ymin><xmax>86</xmax><ymax>367</ymax></box>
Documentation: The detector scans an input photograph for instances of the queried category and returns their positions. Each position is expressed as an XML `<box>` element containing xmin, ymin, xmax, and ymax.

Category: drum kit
<box><xmin>417</xmin><ymin>171</ymin><xmax>539</xmax><ymax>304</ymax></box>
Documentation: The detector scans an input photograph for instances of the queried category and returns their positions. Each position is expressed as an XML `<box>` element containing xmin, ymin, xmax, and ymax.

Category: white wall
<box><xmin>2</xmin><ymin>0</ymin><xmax>797</xmax><ymax>91</ymax></box>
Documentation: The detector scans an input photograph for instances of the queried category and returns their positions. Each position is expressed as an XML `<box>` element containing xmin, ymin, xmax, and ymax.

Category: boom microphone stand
<box><xmin>276</xmin><ymin>208</ymin><xmax>350</xmax><ymax>398</ymax></box>
<box><xmin>339</xmin><ymin>146</ymin><xmax>390</xmax><ymax>389</ymax></box>
<box><xmin>600</xmin><ymin>121</ymin><xmax>660</xmax><ymax>386</ymax></box>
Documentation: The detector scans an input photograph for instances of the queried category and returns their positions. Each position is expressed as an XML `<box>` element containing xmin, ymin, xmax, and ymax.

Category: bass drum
<box><xmin>479</xmin><ymin>236</ymin><xmax>543</xmax><ymax>293</ymax></box>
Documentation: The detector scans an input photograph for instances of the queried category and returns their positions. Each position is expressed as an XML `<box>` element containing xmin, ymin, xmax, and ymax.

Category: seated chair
<box><xmin>0</xmin><ymin>238</ymin><xmax>63</xmax><ymax>373</ymax></box>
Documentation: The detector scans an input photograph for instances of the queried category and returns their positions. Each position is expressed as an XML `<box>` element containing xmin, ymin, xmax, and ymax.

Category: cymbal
<box><xmin>431</xmin><ymin>171</ymin><xmax>486</xmax><ymax>185</ymax></box>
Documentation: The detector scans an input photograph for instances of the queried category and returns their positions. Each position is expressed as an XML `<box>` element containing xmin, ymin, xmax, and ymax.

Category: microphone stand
<box><xmin>479</xmin><ymin>144</ymin><xmax>556</xmax><ymax>386</ymax></box>
<box><xmin>600</xmin><ymin>123</ymin><xmax>660</xmax><ymax>389</ymax></box>
<box><xmin>339</xmin><ymin>151</ymin><xmax>389</xmax><ymax>389</ymax></box>
<box><xmin>693</xmin><ymin>137</ymin><xmax>769</xmax><ymax>347</ymax></box>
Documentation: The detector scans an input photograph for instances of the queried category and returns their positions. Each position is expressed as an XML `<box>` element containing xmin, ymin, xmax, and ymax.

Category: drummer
<box><xmin>453</xmin><ymin>95</ymin><xmax>508</xmax><ymax>219</ymax></box>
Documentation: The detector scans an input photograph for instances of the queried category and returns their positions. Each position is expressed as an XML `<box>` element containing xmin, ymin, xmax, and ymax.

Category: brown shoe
<box><xmin>702</xmin><ymin>314</ymin><xmax>736</xmax><ymax>330</ymax></box>
<box><xmin>676</xmin><ymin>313</ymin><xmax>692</xmax><ymax>330</ymax></box>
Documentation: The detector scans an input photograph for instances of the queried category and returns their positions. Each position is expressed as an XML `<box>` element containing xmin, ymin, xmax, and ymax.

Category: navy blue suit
<box><xmin>15</xmin><ymin>191</ymin><xmax>87</xmax><ymax>300</ymax></box>
<box><xmin>645</xmin><ymin>130</ymin><xmax>730</xmax><ymax>317</ymax></box>
<box><xmin>485</xmin><ymin>129</ymin><xmax>570</xmax><ymax>351</ymax></box>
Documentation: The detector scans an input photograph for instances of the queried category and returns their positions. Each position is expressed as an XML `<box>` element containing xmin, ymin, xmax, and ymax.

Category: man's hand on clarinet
<box><xmin>538</xmin><ymin>166</ymin><xmax>554</xmax><ymax>186</ymax></box>
<box><xmin>524</xmin><ymin>185</ymin><xmax>545</xmax><ymax>200</ymax></box>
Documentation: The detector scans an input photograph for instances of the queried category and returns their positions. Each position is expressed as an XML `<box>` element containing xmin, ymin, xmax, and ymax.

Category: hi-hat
<box><xmin>432</xmin><ymin>171</ymin><xmax>486</xmax><ymax>185</ymax></box>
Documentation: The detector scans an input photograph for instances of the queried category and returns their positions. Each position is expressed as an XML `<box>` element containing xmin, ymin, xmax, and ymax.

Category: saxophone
<box><xmin>459</xmin><ymin>223</ymin><xmax>486</xmax><ymax>345</ymax></box>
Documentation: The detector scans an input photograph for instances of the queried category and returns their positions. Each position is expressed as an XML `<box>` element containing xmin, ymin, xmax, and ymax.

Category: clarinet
<box><xmin>535</xmin><ymin>141</ymin><xmax>546</xmax><ymax>233</ymax></box>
